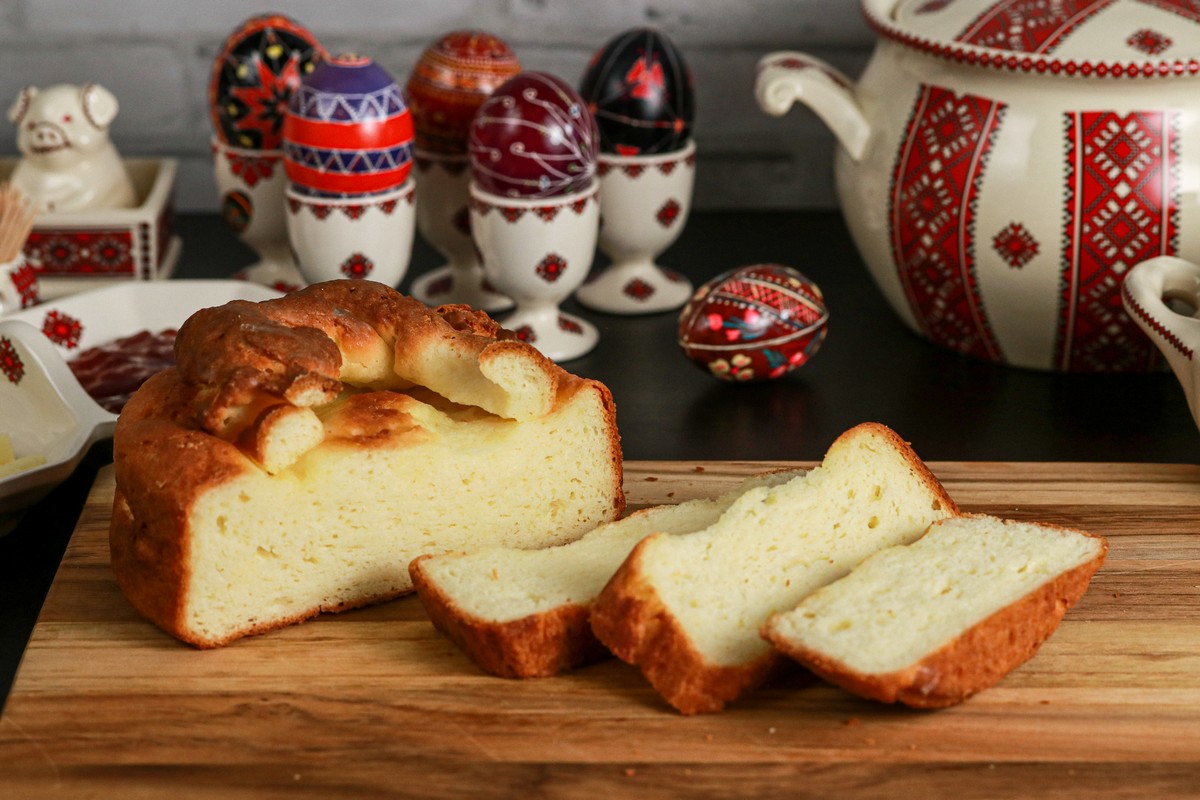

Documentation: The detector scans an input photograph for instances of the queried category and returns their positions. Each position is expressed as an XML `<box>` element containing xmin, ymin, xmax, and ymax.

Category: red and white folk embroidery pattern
<box><xmin>656</xmin><ymin>198</ymin><xmax>681</xmax><ymax>227</ymax></box>
<box><xmin>1059</xmin><ymin>110</ymin><xmax>1178</xmax><ymax>371</ymax></box>
<box><xmin>957</xmin><ymin>0</ymin><xmax>1111</xmax><ymax>54</ymax></box>
<box><xmin>42</xmin><ymin>310</ymin><xmax>83</xmax><ymax>349</ymax></box>
<box><xmin>341</xmin><ymin>252</ymin><xmax>374</xmax><ymax>279</ymax></box>
<box><xmin>992</xmin><ymin>222</ymin><xmax>1039</xmax><ymax>268</ymax></box>
<box><xmin>0</xmin><ymin>337</ymin><xmax>23</xmax><ymax>384</ymax></box>
<box><xmin>1127</xmin><ymin>29</ymin><xmax>1173</xmax><ymax>55</ymax></box>
<box><xmin>536</xmin><ymin>254</ymin><xmax>567</xmax><ymax>283</ymax></box>
<box><xmin>9</xmin><ymin>263</ymin><xmax>39</xmax><ymax>308</ymax></box>
<box><xmin>889</xmin><ymin>84</ymin><xmax>1006</xmax><ymax>362</ymax></box>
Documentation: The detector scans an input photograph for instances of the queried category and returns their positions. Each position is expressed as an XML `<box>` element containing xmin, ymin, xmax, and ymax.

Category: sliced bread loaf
<box><xmin>762</xmin><ymin>514</ymin><xmax>1107</xmax><ymax>708</ymax></box>
<box><xmin>589</xmin><ymin>422</ymin><xmax>959</xmax><ymax>714</ymax></box>
<box><xmin>410</xmin><ymin>468</ymin><xmax>804</xmax><ymax>678</ymax></box>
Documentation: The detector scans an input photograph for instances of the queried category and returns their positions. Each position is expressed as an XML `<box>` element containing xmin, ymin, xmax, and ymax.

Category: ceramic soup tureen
<box><xmin>757</xmin><ymin>0</ymin><xmax>1200</xmax><ymax>372</ymax></box>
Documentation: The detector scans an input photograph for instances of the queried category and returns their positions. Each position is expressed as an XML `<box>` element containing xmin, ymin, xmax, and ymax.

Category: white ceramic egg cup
<box><xmin>469</xmin><ymin>182</ymin><xmax>600</xmax><ymax>362</ymax></box>
<box><xmin>576</xmin><ymin>139</ymin><xmax>695</xmax><ymax>315</ymax></box>
<box><xmin>409</xmin><ymin>150</ymin><xmax>513</xmax><ymax>313</ymax></box>
<box><xmin>212</xmin><ymin>137</ymin><xmax>306</xmax><ymax>292</ymax></box>
<box><xmin>286</xmin><ymin>178</ymin><xmax>417</xmax><ymax>288</ymax></box>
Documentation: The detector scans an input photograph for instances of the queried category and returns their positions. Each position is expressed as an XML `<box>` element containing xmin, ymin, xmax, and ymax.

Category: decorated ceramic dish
<box><xmin>0</xmin><ymin>280</ymin><xmax>280</xmax><ymax>532</ymax></box>
<box><xmin>579</xmin><ymin>27</ymin><xmax>695</xmax><ymax>155</ymax></box>
<box><xmin>757</xmin><ymin>0</ymin><xmax>1200</xmax><ymax>372</ymax></box>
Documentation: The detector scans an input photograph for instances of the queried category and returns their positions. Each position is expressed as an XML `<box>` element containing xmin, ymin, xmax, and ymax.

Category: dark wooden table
<box><xmin>2</xmin><ymin>210</ymin><xmax>1197</xmax><ymax>713</ymax></box>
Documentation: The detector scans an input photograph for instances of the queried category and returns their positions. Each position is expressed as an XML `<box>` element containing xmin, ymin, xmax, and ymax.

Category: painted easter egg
<box><xmin>677</xmin><ymin>264</ymin><xmax>828</xmax><ymax>382</ymax></box>
<box><xmin>468</xmin><ymin>71</ymin><xmax>599</xmax><ymax>199</ymax></box>
<box><xmin>209</xmin><ymin>14</ymin><xmax>326</xmax><ymax>150</ymax></box>
<box><xmin>283</xmin><ymin>53</ymin><xmax>414</xmax><ymax>195</ymax></box>
<box><xmin>406</xmin><ymin>30</ymin><xmax>521</xmax><ymax>155</ymax></box>
<box><xmin>579</xmin><ymin>27</ymin><xmax>694</xmax><ymax>156</ymax></box>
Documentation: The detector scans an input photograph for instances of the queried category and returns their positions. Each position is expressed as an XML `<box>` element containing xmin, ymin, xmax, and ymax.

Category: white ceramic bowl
<box><xmin>0</xmin><ymin>279</ymin><xmax>281</xmax><ymax>532</ymax></box>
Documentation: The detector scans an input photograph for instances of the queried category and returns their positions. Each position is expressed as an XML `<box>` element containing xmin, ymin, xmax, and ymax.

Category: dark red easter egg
<box><xmin>283</xmin><ymin>53</ymin><xmax>414</xmax><ymax>195</ymax></box>
<box><xmin>579</xmin><ymin>27</ymin><xmax>694</xmax><ymax>156</ymax></box>
<box><xmin>209</xmin><ymin>14</ymin><xmax>326</xmax><ymax>150</ymax></box>
<box><xmin>677</xmin><ymin>264</ymin><xmax>828</xmax><ymax>382</ymax></box>
<box><xmin>468</xmin><ymin>71</ymin><xmax>599</xmax><ymax>198</ymax></box>
<box><xmin>406</xmin><ymin>30</ymin><xmax>521</xmax><ymax>155</ymax></box>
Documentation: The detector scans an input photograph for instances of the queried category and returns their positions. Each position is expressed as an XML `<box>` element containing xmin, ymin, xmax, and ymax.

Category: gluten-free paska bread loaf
<box><xmin>409</xmin><ymin>468</ymin><xmax>804</xmax><ymax>678</ymax></box>
<box><xmin>110</xmin><ymin>280</ymin><xmax>624</xmax><ymax>648</ymax></box>
<box><xmin>589</xmin><ymin>423</ymin><xmax>958</xmax><ymax>715</ymax></box>
<box><xmin>763</xmin><ymin>515</ymin><xmax>1106</xmax><ymax>708</ymax></box>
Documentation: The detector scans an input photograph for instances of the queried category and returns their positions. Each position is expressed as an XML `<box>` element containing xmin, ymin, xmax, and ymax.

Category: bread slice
<box><xmin>409</xmin><ymin>468</ymin><xmax>804</xmax><ymax>678</ymax></box>
<box><xmin>762</xmin><ymin>515</ymin><xmax>1107</xmax><ymax>708</ymax></box>
<box><xmin>589</xmin><ymin>422</ymin><xmax>958</xmax><ymax>714</ymax></box>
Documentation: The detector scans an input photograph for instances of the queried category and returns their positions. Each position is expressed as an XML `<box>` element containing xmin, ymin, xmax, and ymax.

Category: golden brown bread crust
<box><xmin>588</xmin><ymin>537</ymin><xmax>781</xmax><ymax>715</ymax></box>
<box><xmin>409</xmin><ymin>555</ymin><xmax>610</xmax><ymax>678</ymax></box>
<box><xmin>173</xmin><ymin>280</ymin><xmax>522</xmax><ymax>436</ymax></box>
<box><xmin>764</xmin><ymin>527</ymin><xmax>1107</xmax><ymax>708</ymax></box>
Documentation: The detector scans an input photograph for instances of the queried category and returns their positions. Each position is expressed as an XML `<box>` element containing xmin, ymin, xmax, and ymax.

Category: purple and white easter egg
<box><xmin>677</xmin><ymin>264</ymin><xmax>829</xmax><ymax>382</ymax></box>
<box><xmin>468</xmin><ymin>71</ymin><xmax>598</xmax><ymax>199</ymax></box>
<box><xmin>282</xmin><ymin>53</ymin><xmax>414</xmax><ymax>196</ymax></box>
<box><xmin>579</xmin><ymin>27</ymin><xmax>694</xmax><ymax>156</ymax></box>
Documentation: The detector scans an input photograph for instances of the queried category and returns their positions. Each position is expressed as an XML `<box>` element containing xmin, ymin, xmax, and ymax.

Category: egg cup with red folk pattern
<box><xmin>469</xmin><ymin>181</ymin><xmax>599</xmax><ymax>362</ymax></box>
<box><xmin>576</xmin><ymin>139</ymin><xmax>695</xmax><ymax>315</ymax></box>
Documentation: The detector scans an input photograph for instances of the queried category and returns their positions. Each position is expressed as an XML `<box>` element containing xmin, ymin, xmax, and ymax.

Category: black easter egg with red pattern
<box><xmin>579</xmin><ymin>27</ymin><xmax>695</xmax><ymax>156</ymax></box>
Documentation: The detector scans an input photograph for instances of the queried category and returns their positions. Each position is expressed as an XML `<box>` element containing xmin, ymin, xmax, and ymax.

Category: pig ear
<box><xmin>80</xmin><ymin>83</ymin><xmax>119</xmax><ymax>130</ymax></box>
<box><xmin>7</xmin><ymin>86</ymin><xmax>37</xmax><ymax>125</ymax></box>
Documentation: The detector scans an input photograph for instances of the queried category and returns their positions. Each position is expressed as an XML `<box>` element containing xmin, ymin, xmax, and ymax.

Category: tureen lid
<box><xmin>866</xmin><ymin>0</ymin><xmax>1200</xmax><ymax>77</ymax></box>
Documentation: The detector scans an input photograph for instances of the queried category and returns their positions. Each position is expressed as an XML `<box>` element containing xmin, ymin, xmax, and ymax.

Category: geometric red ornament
<box><xmin>992</xmin><ymin>222</ymin><xmax>1039</xmax><ymax>268</ymax></box>
<box><xmin>889</xmin><ymin>84</ymin><xmax>1006</xmax><ymax>363</ymax></box>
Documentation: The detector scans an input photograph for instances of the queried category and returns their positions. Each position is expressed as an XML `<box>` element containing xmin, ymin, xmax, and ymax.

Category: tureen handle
<box><xmin>1123</xmin><ymin>256</ymin><xmax>1200</xmax><ymax>430</ymax></box>
<box><xmin>755</xmin><ymin>51</ymin><xmax>869</xmax><ymax>162</ymax></box>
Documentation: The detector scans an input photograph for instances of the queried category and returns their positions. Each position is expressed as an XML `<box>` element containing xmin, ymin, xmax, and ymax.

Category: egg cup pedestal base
<box><xmin>576</xmin><ymin>260</ymin><xmax>693</xmax><ymax>314</ymax></box>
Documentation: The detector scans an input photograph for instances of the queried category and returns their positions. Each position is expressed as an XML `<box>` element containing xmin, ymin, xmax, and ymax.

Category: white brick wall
<box><xmin>0</xmin><ymin>1</ymin><xmax>874</xmax><ymax>211</ymax></box>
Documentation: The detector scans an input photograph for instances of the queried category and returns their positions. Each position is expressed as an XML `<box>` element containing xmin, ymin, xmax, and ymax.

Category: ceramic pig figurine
<box><xmin>7</xmin><ymin>83</ymin><xmax>137</xmax><ymax>213</ymax></box>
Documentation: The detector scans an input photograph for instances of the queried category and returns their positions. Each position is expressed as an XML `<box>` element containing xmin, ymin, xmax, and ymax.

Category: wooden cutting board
<box><xmin>2</xmin><ymin>461</ymin><xmax>1199</xmax><ymax>798</ymax></box>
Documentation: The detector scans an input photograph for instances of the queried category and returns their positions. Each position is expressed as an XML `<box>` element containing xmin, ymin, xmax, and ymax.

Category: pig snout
<box><xmin>23</xmin><ymin>121</ymin><xmax>71</xmax><ymax>155</ymax></box>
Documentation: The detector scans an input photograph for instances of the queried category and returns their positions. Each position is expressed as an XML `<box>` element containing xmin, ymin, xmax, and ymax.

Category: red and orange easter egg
<box><xmin>677</xmin><ymin>264</ymin><xmax>829</xmax><ymax>382</ymax></box>
<box><xmin>283</xmin><ymin>53</ymin><xmax>414</xmax><ymax>195</ymax></box>
<box><xmin>406</xmin><ymin>30</ymin><xmax>521</xmax><ymax>155</ymax></box>
<box><xmin>579</xmin><ymin>27</ymin><xmax>694</xmax><ymax>156</ymax></box>
<box><xmin>468</xmin><ymin>71</ymin><xmax>599</xmax><ymax>199</ymax></box>
<box><xmin>209</xmin><ymin>14</ymin><xmax>326</xmax><ymax>150</ymax></box>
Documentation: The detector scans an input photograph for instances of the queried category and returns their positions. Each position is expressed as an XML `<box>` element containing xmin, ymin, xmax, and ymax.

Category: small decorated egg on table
<box><xmin>209</xmin><ymin>14</ymin><xmax>325</xmax><ymax>151</ymax></box>
<box><xmin>406</xmin><ymin>31</ymin><xmax>522</xmax><ymax>155</ymax></box>
<box><xmin>468</xmin><ymin>71</ymin><xmax>599</xmax><ymax>199</ymax></box>
<box><xmin>677</xmin><ymin>264</ymin><xmax>829</xmax><ymax>382</ymax></box>
<box><xmin>579</xmin><ymin>27</ymin><xmax>694</xmax><ymax>156</ymax></box>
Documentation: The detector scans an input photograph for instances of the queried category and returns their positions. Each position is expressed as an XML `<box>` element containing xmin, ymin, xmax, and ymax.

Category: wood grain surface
<box><xmin>1</xmin><ymin>460</ymin><xmax>1199</xmax><ymax>799</ymax></box>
